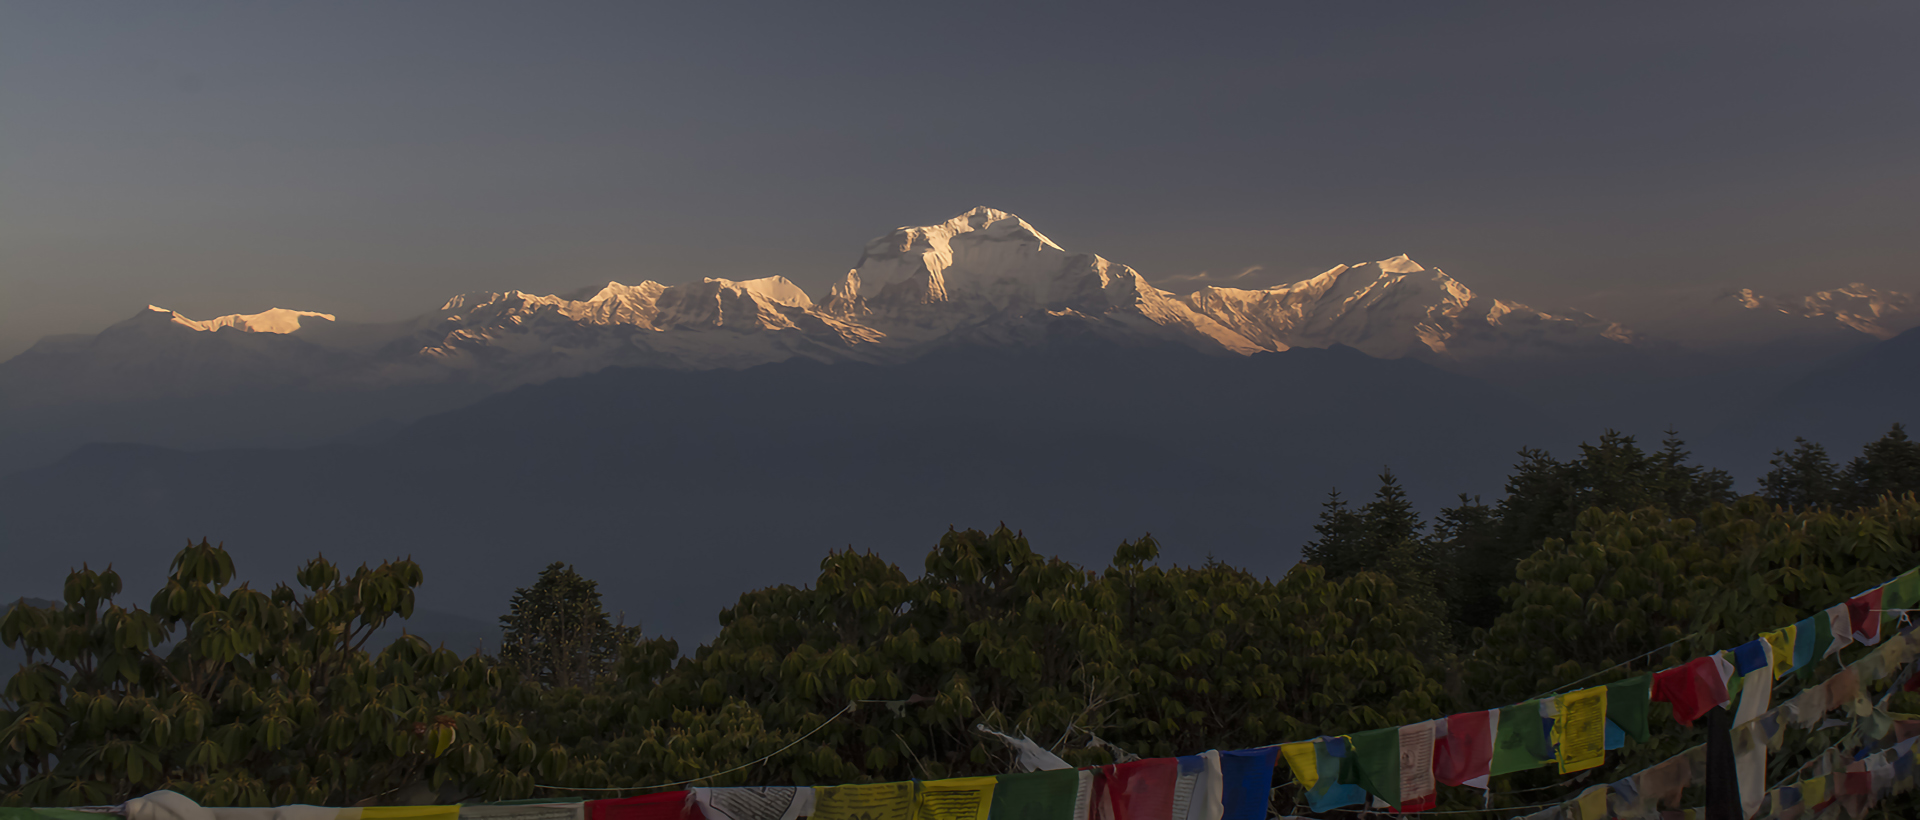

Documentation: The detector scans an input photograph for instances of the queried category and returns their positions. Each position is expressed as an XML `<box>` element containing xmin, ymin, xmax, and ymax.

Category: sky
<box><xmin>3</xmin><ymin>3</ymin><xmax>1918</xmax><ymax>359</ymax></box>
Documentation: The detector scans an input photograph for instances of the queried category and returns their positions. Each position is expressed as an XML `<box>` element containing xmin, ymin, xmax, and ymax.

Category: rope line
<box><xmin>1527</xmin><ymin>636</ymin><xmax>1685</xmax><ymax>701</ymax></box>
<box><xmin>535</xmin><ymin>701</ymin><xmax>860</xmax><ymax>793</ymax></box>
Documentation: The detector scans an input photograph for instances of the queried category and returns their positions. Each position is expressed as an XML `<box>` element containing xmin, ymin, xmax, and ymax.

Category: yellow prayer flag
<box><xmin>814</xmin><ymin>782</ymin><xmax>917</xmax><ymax>820</ymax></box>
<box><xmin>1554</xmin><ymin>686</ymin><xmax>1607</xmax><ymax>774</ymax></box>
<box><xmin>1570</xmin><ymin>785</ymin><xmax>1608</xmax><ymax>820</ymax></box>
<box><xmin>360</xmin><ymin>810</ymin><xmax>459</xmax><ymax>820</ymax></box>
<box><xmin>915</xmin><ymin>777</ymin><xmax>995</xmax><ymax>820</ymax></box>
<box><xmin>1802</xmin><ymin>773</ymin><xmax>1828</xmax><ymax>807</ymax></box>
<box><xmin>1765</xmin><ymin>628</ymin><xmax>1795</xmax><ymax>679</ymax></box>
<box><xmin>1279</xmin><ymin>742</ymin><xmax>1319</xmax><ymax>791</ymax></box>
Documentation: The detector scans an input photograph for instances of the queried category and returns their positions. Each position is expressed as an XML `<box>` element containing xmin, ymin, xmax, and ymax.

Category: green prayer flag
<box><xmin>990</xmin><ymin>769</ymin><xmax>1080</xmax><ymax>820</ymax></box>
<box><xmin>1346</xmin><ymin>726</ymin><xmax>1400</xmax><ymax>808</ymax></box>
<box><xmin>1607</xmin><ymin>673</ymin><xmax>1653</xmax><ymax>742</ymax></box>
<box><xmin>1803</xmin><ymin>609</ymin><xmax>1835</xmax><ymax>681</ymax></box>
<box><xmin>1885</xmin><ymin>570</ymin><xmax>1920</xmax><ymax>613</ymax></box>
<box><xmin>1492</xmin><ymin>700</ymin><xmax>1553</xmax><ymax>776</ymax></box>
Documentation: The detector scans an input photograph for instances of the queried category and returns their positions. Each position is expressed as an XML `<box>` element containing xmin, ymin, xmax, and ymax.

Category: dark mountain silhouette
<box><xmin>0</xmin><ymin>342</ymin><xmax>1576</xmax><ymax>642</ymax></box>
<box><xmin>1720</xmin><ymin>325</ymin><xmax>1920</xmax><ymax>479</ymax></box>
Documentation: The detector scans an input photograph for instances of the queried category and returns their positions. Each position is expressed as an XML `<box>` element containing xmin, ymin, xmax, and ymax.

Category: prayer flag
<box><xmin>1569</xmin><ymin>786</ymin><xmax>1608</xmax><ymax>820</ymax></box>
<box><xmin>1169</xmin><ymin>754</ymin><xmax>1220</xmax><ymax>820</ymax></box>
<box><xmin>1735</xmin><ymin>723</ymin><xmax>1768</xmax><ymax>819</ymax></box>
<box><xmin>1307</xmin><ymin>739</ymin><xmax>1367</xmax><ymax>812</ymax></box>
<box><xmin>1638</xmin><ymin>752</ymin><xmax>1693</xmax><ymax>810</ymax></box>
<box><xmin>1434</xmin><ymin>711</ymin><xmax>1495</xmax><ymax>787</ymax></box>
<box><xmin>691</xmin><ymin>789</ymin><xmax>813</xmax><ymax>820</ymax></box>
<box><xmin>1732</xmin><ymin>644</ymin><xmax>1773</xmax><ymax>726</ymax></box>
<box><xmin>1652</xmin><ymin>656</ymin><xmax>1730</xmax><ymax>727</ymax></box>
<box><xmin>1732</xmin><ymin>640</ymin><xmax>1769</xmax><ymax>676</ymax></box>
<box><xmin>814</xmin><ymin>783</ymin><xmax>915</xmax><ymax>820</ymax></box>
<box><xmin>588</xmin><ymin>794</ymin><xmax>696</xmax><ymax>820</ymax></box>
<box><xmin>1397</xmin><ymin>721</ymin><xmax>1438</xmax><ymax>812</ymax></box>
<box><xmin>1849</xmin><ymin>588</ymin><xmax>1883</xmax><ymax>646</ymax></box>
<box><xmin>1826</xmin><ymin>667</ymin><xmax>1864</xmax><ymax>716</ymax></box>
<box><xmin>1801</xmin><ymin>772</ymin><xmax>1829</xmax><ymax>808</ymax></box>
<box><xmin>1277</xmin><ymin>743</ymin><xmax>1317</xmax><ymax>791</ymax></box>
<box><xmin>1764</xmin><ymin>628</ymin><xmax>1796</xmax><ymax>678</ymax></box>
<box><xmin>1607</xmin><ymin>674</ymin><xmax>1652</xmax><ymax>743</ymax></box>
<box><xmin>1346</xmin><ymin>727</ymin><xmax>1401</xmax><ymax>808</ymax></box>
<box><xmin>989</xmin><ymin>771</ymin><xmax>1079</xmax><ymax>820</ymax></box>
<box><xmin>1492</xmin><ymin>701</ymin><xmax>1552</xmax><ymax>775</ymax></box>
<box><xmin>1886</xmin><ymin>569</ymin><xmax>1920</xmax><ymax>615</ymax></box>
<box><xmin>1827</xmin><ymin>603</ymin><xmax>1855</xmax><ymax>657</ymax></box>
<box><xmin>1553</xmin><ymin>687</ymin><xmax>1607</xmax><ymax>774</ymax></box>
<box><xmin>1791</xmin><ymin>616</ymin><xmax>1819</xmax><ymax>673</ymax></box>
<box><xmin>919</xmin><ymin>778</ymin><xmax>995</xmax><ymax>820</ymax></box>
<box><xmin>1215</xmin><ymin>748</ymin><xmax>1277</xmax><ymax>820</ymax></box>
<box><xmin>1100</xmin><ymin>758</ymin><xmax>1177</xmax><ymax>820</ymax></box>
<box><xmin>1603</xmin><ymin>720</ymin><xmax>1624</xmax><ymax>751</ymax></box>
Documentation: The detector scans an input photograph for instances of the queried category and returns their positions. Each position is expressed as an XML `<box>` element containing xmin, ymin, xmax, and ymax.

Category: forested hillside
<box><xmin>8</xmin><ymin>428</ymin><xmax>1920</xmax><ymax>814</ymax></box>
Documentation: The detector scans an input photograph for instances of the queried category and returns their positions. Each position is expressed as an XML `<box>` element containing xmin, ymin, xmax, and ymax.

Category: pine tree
<box><xmin>1650</xmin><ymin>429</ymin><xmax>1735</xmax><ymax>512</ymax></box>
<box><xmin>499</xmin><ymin>562</ymin><xmax>640</xmax><ymax>689</ymax></box>
<box><xmin>1760</xmin><ymin>437</ymin><xmax>1845</xmax><ymax>508</ymax></box>
<box><xmin>1844</xmin><ymin>423</ymin><xmax>1920</xmax><ymax>506</ymax></box>
<box><xmin>1302</xmin><ymin>489</ymin><xmax>1370</xmax><ymax>579</ymax></box>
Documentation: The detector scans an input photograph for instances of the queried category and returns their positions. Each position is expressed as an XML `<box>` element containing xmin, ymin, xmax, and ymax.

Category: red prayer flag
<box><xmin>1395</xmin><ymin>793</ymin><xmax>1438</xmax><ymax>813</ymax></box>
<box><xmin>1433</xmin><ymin>711</ymin><xmax>1494</xmax><ymax>787</ymax></box>
<box><xmin>1848</xmin><ymin>588</ymin><xmax>1884</xmax><ymax>646</ymax></box>
<box><xmin>1651</xmin><ymin>656</ymin><xmax>1729</xmax><ymax>727</ymax></box>
<box><xmin>591</xmin><ymin>792</ymin><xmax>701</xmax><ymax>820</ymax></box>
<box><xmin>1100</xmin><ymin>758</ymin><xmax>1178</xmax><ymax>820</ymax></box>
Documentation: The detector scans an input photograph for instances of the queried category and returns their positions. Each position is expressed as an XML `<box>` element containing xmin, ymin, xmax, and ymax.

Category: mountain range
<box><xmin>7</xmin><ymin>206</ymin><xmax>1907</xmax><ymax>475</ymax></box>
<box><xmin>3</xmin><ymin>207</ymin><xmax>1918</xmax><ymax>640</ymax></box>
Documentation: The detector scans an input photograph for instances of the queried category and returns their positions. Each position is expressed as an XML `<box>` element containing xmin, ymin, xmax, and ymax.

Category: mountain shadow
<box><xmin>0</xmin><ymin>341</ymin><xmax>1576</xmax><ymax>642</ymax></box>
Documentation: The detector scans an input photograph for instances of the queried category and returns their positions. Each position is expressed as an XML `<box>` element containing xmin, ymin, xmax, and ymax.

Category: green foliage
<box><xmin>0</xmin><ymin>542</ymin><xmax>542</xmax><ymax>807</ymax></box>
<box><xmin>515</xmin><ymin>527</ymin><xmax>1445</xmax><ymax>790</ymax></box>
<box><xmin>1761</xmin><ymin>437</ymin><xmax>1846</xmax><ymax>508</ymax></box>
<box><xmin>1442</xmin><ymin>430</ymin><xmax>1735</xmax><ymax>634</ymax></box>
<box><xmin>1300</xmin><ymin>472</ymin><xmax>1454</xmax><ymax>659</ymax></box>
<box><xmin>11</xmin><ymin>423</ymin><xmax>1920</xmax><ymax>812</ymax></box>
<box><xmin>1844</xmin><ymin>423</ymin><xmax>1920</xmax><ymax>505</ymax></box>
<box><xmin>1463</xmin><ymin>494</ymin><xmax>1920</xmax><ymax>805</ymax></box>
<box><xmin>499</xmin><ymin>563</ymin><xmax>643</xmax><ymax>690</ymax></box>
<box><xmin>1762</xmin><ymin>425</ymin><xmax>1920</xmax><ymax>509</ymax></box>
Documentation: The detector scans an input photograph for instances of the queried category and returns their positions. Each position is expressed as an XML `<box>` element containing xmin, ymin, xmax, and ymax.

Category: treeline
<box><xmin>6</xmin><ymin>427</ymin><xmax>1920</xmax><ymax>813</ymax></box>
<box><xmin>1304</xmin><ymin>425</ymin><xmax>1920</xmax><ymax>646</ymax></box>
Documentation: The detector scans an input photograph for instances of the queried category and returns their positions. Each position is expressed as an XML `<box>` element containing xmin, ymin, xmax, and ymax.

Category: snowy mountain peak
<box><xmin>135</xmin><ymin>305</ymin><xmax>336</xmax><ymax>334</ymax></box>
<box><xmin>850</xmin><ymin>207</ymin><xmax>1069</xmax><ymax>302</ymax></box>
<box><xmin>1184</xmin><ymin>256</ymin><xmax>1626</xmax><ymax>358</ymax></box>
<box><xmin>1376</xmin><ymin>254</ymin><xmax>1426</xmax><ymax>275</ymax></box>
<box><xmin>1732</xmin><ymin>284</ymin><xmax>1919</xmax><ymax>339</ymax></box>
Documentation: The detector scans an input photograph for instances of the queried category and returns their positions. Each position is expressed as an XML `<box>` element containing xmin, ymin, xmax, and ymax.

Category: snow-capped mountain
<box><xmin>1731</xmin><ymin>284</ymin><xmax>1919</xmax><ymax>340</ymax></box>
<box><xmin>1185</xmin><ymin>255</ymin><xmax>1636</xmax><ymax>359</ymax></box>
<box><xmin>818</xmin><ymin>207</ymin><xmax>1260</xmax><ymax>353</ymax></box>
<box><xmin>6</xmin><ymin>207</ymin><xmax>1645</xmax><ymax>405</ymax></box>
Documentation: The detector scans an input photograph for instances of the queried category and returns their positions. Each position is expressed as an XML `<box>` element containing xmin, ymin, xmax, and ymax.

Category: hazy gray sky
<box><xmin>4</xmin><ymin>3</ymin><xmax>1917</xmax><ymax>358</ymax></box>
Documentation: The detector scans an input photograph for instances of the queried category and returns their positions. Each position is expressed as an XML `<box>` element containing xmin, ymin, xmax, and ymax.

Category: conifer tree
<box><xmin>1844</xmin><ymin>423</ymin><xmax>1920</xmax><ymax>506</ymax></box>
<box><xmin>1760</xmin><ymin>437</ymin><xmax>1845</xmax><ymax>508</ymax></box>
<box><xmin>1301</xmin><ymin>489</ymin><xmax>1369</xmax><ymax>579</ymax></box>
